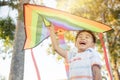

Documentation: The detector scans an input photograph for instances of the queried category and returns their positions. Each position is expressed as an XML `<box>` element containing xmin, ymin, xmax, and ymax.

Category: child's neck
<box><xmin>78</xmin><ymin>49</ymin><xmax>86</xmax><ymax>53</ymax></box>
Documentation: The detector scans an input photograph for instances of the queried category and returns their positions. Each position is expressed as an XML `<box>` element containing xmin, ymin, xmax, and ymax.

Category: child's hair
<box><xmin>75</xmin><ymin>30</ymin><xmax>96</xmax><ymax>43</ymax></box>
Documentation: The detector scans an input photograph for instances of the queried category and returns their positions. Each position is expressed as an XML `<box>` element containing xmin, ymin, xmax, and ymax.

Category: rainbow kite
<box><xmin>23</xmin><ymin>4</ymin><xmax>112</xmax><ymax>49</ymax></box>
<box><xmin>23</xmin><ymin>4</ymin><xmax>113</xmax><ymax>80</ymax></box>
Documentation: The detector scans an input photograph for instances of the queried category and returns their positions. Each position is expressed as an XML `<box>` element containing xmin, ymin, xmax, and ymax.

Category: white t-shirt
<box><xmin>67</xmin><ymin>48</ymin><xmax>102</xmax><ymax>80</ymax></box>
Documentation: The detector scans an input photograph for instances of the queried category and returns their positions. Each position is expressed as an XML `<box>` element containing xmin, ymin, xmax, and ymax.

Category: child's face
<box><xmin>75</xmin><ymin>31</ymin><xmax>95</xmax><ymax>52</ymax></box>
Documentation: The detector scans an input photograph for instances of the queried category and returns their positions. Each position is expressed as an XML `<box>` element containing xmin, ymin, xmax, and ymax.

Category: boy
<box><xmin>48</xmin><ymin>24</ymin><xmax>102</xmax><ymax>80</ymax></box>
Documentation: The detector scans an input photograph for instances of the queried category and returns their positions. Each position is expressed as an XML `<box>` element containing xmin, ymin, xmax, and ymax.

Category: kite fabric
<box><xmin>23</xmin><ymin>4</ymin><xmax>112</xmax><ymax>49</ymax></box>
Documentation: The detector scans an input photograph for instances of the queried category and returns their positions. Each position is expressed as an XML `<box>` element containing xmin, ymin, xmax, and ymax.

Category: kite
<box><xmin>23</xmin><ymin>4</ymin><xmax>112</xmax><ymax>49</ymax></box>
<box><xmin>23</xmin><ymin>4</ymin><xmax>113</xmax><ymax>80</ymax></box>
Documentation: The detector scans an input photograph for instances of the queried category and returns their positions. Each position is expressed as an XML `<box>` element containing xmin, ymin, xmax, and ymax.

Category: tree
<box><xmin>8</xmin><ymin>0</ymin><xmax>30</xmax><ymax>80</ymax></box>
<box><xmin>0</xmin><ymin>16</ymin><xmax>15</xmax><ymax>48</ymax></box>
<box><xmin>105</xmin><ymin>1</ymin><xmax>120</xmax><ymax>80</ymax></box>
<box><xmin>0</xmin><ymin>16</ymin><xmax>15</xmax><ymax>45</ymax></box>
<box><xmin>0</xmin><ymin>16</ymin><xmax>15</xmax><ymax>61</ymax></box>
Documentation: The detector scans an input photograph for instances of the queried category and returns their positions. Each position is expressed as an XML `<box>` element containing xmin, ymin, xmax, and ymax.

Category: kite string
<box><xmin>31</xmin><ymin>49</ymin><xmax>41</xmax><ymax>80</ymax></box>
<box><xmin>64</xmin><ymin>60</ymin><xmax>69</xmax><ymax>79</ymax></box>
<box><xmin>99</xmin><ymin>33</ymin><xmax>113</xmax><ymax>80</ymax></box>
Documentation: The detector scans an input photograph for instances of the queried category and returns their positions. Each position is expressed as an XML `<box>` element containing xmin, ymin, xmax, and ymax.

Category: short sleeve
<box><xmin>88</xmin><ymin>48</ymin><xmax>102</xmax><ymax>67</ymax></box>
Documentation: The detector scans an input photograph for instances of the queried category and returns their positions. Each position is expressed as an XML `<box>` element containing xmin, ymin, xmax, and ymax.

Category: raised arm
<box><xmin>48</xmin><ymin>24</ymin><xmax>67</xmax><ymax>59</ymax></box>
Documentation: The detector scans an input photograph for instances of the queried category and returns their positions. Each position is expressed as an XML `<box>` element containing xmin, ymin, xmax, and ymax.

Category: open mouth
<box><xmin>79</xmin><ymin>42</ymin><xmax>86</xmax><ymax>45</ymax></box>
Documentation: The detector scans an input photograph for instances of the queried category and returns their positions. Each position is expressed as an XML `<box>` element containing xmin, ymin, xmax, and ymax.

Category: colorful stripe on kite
<box><xmin>23</xmin><ymin>4</ymin><xmax>112</xmax><ymax>49</ymax></box>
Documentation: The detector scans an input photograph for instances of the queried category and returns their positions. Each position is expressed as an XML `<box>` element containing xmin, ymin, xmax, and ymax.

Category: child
<box><xmin>48</xmin><ymin>24</ymin><xmax>102</xmax><ymax>80</ymax></box>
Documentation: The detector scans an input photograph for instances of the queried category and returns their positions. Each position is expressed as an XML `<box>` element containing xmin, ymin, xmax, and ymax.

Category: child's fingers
<box><xmin>43</xmin><ymin>18</ymin><xmax>51</xmax><ymax>27</ymax></box>
<box><xmin>47</xmin><ymin>24</ymin><xmax>54</xmax><ymax>31</ymax></box>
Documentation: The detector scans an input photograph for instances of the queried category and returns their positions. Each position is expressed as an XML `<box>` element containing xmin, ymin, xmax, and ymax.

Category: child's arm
<box><xmin>48</xmin><ymin>24</ymin><xmax>67</xmax><ymax>59</ymax></box>
<box><xmin>92</xmin><ymin>65</ymin><xmax>102</xmax><ymax>80</ymax></box>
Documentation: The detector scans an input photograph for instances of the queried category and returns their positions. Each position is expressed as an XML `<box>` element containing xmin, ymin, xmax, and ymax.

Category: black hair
<box><xmin>75</xmin><ymin>30</ymin><xmax>96</xmax><ymax>43</ymax></box>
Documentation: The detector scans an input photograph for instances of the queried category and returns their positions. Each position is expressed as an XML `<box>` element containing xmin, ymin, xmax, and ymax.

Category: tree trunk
<box><xmin>0</xmin><ymin>1</ymin><xmax>9</xmax><ymax>6</ymax></box>
<box><xmin>112</xmin><ymin>60</ymin><xmax>120</xmax><ymax>80</ymax></box>
<box><xmin>9</xmin><ymin>20</ymin><xmax>25</xmax><ymax>80</ymax></box>
<box><xmin>9</xmin><ymin>0</ymin><xmax>30</xmax><ymax>80</ymax></box>
<box><xmin>113</xmin><ymin>68</ymin><xmax>120</xmax><ymax>80</ymax></box>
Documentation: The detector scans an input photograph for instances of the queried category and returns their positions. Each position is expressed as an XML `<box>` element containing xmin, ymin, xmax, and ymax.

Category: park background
<box><xmin>0</xmin><ymin>0</ymin><xmax>120</xmax><ymax>80</ymax></box>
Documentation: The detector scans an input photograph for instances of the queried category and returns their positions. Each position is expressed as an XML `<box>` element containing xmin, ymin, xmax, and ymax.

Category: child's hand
<box><xmin>48</xmin><ymin>24</ymin><xmax>54</xmax><ymax>31</ymax></box>
<box><xmin>43</xmin><ymin>18</ymin><xmax>51</xmax><ymax>27</ymax></box>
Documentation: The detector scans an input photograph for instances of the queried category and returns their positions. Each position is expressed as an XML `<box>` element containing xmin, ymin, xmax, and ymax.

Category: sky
<box><xmin>0</xmin><ymin>0</ymin><xmax>67</xmax><ymax>80</ymax></box>
<box><xmin>0</xmin><ymin>6</ymin><xmax>18</xmax><ymax>23</ymax></box>
<box><xmin>24</xmin><ymin>39</ymin><xmax>67</xmax><ymax>80</ymax></box>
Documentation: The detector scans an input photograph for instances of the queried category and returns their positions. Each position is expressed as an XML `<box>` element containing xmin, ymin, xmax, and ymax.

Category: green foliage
<box><xmin>0</xmin><ymin>16</ymin><xmax>15</xmax><ymax>46</ymax></box>
<box><xmin>0</xmin><ymin>0</ymin><xmax>19</xmax><ymax>8</ymax></box>
<box><xmin>8</xmin><ymin>0</ymin><xmax>19</xmax><ymax>9</ymax></box>
<box><xmin>111</xmin><ymin>9</ymin><xmax>120</xmax><ymax>20</ymax></box>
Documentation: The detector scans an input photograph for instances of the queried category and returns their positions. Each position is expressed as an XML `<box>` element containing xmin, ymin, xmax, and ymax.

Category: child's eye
<box><xmin>78</xmin><ymin>36</ymin><xmax>82</xmax><ymax>38</ymax></box>
<box><xmin>86</xmin><ymin>36</ymin><xmax>90</xmax><ymax>38</ymax></box>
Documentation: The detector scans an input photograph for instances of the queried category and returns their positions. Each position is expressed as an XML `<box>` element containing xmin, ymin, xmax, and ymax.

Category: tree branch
<box><xmin>0</xmin><ymin>1</ymin><xmax>10</xmax><ymax>6</ymax></box>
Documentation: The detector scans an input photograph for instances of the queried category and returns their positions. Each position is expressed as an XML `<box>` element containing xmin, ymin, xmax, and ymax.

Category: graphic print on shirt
<box><xmin>68</xmin><ymin>51</ymin><xmax>93</xmax><ymax>80</ymax></box>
